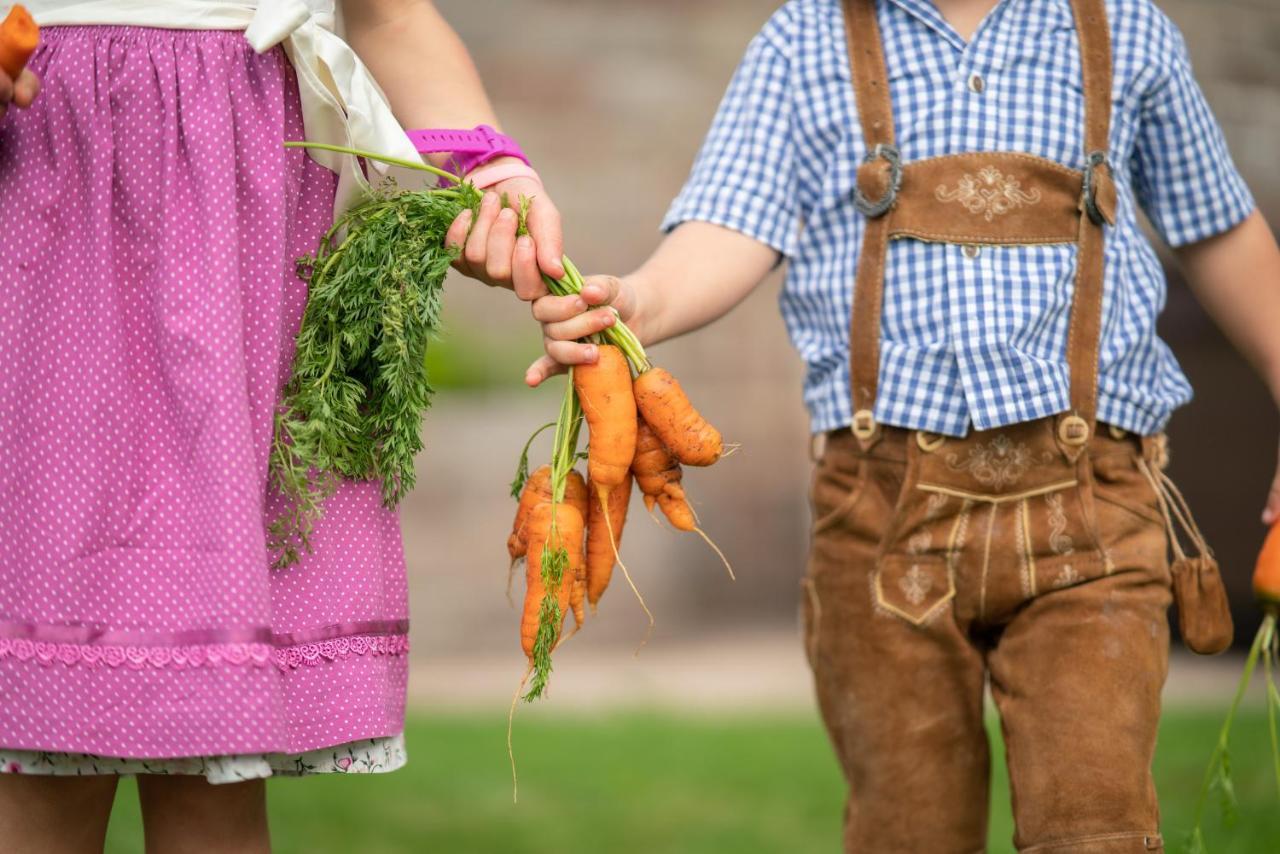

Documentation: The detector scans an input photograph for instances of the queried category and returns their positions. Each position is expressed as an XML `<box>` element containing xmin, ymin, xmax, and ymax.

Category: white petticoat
<box><xmin>0</xmin><ymin>734</ymin><xmax>406</xmax><ymax>784</ymax></box>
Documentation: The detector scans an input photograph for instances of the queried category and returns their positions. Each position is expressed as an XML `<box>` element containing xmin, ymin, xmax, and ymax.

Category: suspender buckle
<box><xmin>852</xmin><ymin>409</ymin><xmax>879</xmax><ymax>443</ymax></box>
<box><xmin>853</xmin><ymin>144</ymin><xmax>903</xmax><ymax>219</ymax></box>
<box><xmin>1082</xmin><ymin>150</ymin><xmax>1112</xmax><ymax>227</ymax></box>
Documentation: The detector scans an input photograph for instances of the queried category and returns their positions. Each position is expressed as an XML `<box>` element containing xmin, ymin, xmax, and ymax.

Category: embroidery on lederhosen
<box><xmin>1045</xmin><ymin>492</ymin><xmax>1082</xmax><ymax>588</ymax></box>
<box><xmin>934</xmin><ymin>167</ymin><xmax>1043</xmax><ymax>222</ymax></box>
<box><xmin>944</xmin><ymin>435</ymin><xmax>1052</xmax><ymax>489</ymax></box>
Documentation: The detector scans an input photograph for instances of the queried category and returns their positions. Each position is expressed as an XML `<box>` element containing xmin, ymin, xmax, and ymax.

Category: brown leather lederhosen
<box><xmin>801</xmin><ymin>1</ymin><xmax>1234</xmax><ymax>852</ymax></box>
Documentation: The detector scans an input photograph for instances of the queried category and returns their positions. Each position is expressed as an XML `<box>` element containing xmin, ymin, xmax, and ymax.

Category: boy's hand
<box><xmin>524</xmin><ymin>275</ymin><xmax>639</xmax><ymax>388</ymax></box>
<box><xmin>0</xmin><ymin>67</ymin><xmax>39</xmax><ymax>120</ymax></box>
<box><xmin>443</xmin><ymin>165</ymin><xmax>564</xmax><ymax>299</ymax></box>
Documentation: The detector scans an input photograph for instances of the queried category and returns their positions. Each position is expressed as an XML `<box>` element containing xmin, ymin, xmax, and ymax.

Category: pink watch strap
<box><xmin>405</xmin><ymin>124</ymin><xmax>529</xmax><ymax>176</ymax></box>
<box><xmin>465</xmin><ymin>161</ymin><xmax>542</xmax><ymax>190</ymax></box>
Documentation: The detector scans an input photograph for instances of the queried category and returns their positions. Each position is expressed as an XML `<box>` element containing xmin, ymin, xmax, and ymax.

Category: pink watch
<box><xmin>405</xmin><ymin>124</ymin><xmax>530</xmax><ymax>177</ymax></box>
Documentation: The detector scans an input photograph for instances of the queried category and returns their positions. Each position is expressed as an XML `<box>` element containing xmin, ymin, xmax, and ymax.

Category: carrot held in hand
<box><xmin>586</xmin><ymin>472</ymin><xmax>632</xmax><ymax>609</ymax></box>
<box><xmin>573</xmin><ymin>344</ymin><xmax>637</xmax><ymax>498</ymax></box>
<box><xmin>634</xmin><ymin>368</ymin><xmax>723</xmax><ymax>467</ymax></box>
<box><xmin>0</xmin><ymin>6</ymin><xmax>37</xmax><ymax>81</ymax></box>
<box><xmin>632</xmin><ymin>417</ymin><xmax>696</xmax><ymax>529</ymax></box>
<box><xmin>520</xmin><ymin>502</ymin><xmax>583</xmax><ymax>660</ymax></box>
<box><xmin>508</xmin><ymin>467</ymin><xmax>586</xmax><ymax>561</ymax></box>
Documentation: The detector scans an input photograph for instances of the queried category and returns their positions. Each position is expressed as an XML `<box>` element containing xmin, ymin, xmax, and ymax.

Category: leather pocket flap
<box><xmin>873</xmin><ymin>554</ymin><xmax>954</xmax><ymax>626</ymax></box>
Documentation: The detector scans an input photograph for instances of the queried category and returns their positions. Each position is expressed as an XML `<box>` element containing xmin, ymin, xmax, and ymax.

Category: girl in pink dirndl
<box><xmin>0</xmin><ymin>1</ymin><xmax>564</xmax><ymax>850</ymax></box>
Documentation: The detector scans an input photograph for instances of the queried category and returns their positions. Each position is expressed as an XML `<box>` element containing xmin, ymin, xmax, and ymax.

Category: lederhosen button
<box><xmin>1058</xmin><ymin>414</ymin><xmax>1091</xmax><ymax>447</ymax></box>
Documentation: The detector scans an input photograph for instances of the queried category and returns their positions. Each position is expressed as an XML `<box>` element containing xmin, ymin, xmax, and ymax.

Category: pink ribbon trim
<box><xmin>0</xmin><ymin>620</ymin><xmax>410</xmax><ymax>672</ymax></box>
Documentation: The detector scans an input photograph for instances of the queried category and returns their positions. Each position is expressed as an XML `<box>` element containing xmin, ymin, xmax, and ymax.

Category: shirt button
<box><xmin>967</xmin><ymin>73</ymin><xmax>986</xmax><ymax>94</ymax></box>
<box><xmin>962</xmin><ymin>244</ymin><xmax>982</xmax><ymax>259</ymax></box>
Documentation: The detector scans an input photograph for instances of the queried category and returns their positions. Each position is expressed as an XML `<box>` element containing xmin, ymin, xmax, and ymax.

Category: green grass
<box><xmin>101</xmin><ymin>708</ymin><xmax>1278</xmax><ymax>854</ymax></box>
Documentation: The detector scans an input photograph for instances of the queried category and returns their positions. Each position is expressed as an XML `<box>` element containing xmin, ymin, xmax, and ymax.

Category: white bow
<box><xmin>245</xmin><ymin>0</ymin><xmax>420</xmax><ymax>218</ymax></box>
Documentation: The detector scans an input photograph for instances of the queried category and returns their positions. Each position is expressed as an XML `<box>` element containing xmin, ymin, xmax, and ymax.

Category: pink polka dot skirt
<box><xmin>0</xmin><ymin>27</ymin><xmax>409</xmax><ymax>762</ymax></box>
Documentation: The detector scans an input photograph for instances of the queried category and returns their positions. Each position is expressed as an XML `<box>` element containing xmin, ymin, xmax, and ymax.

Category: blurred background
<box><xmin>108</xmin><ymin>0</ymin><xmax>1280</xmax><ymax>850</ymax></box>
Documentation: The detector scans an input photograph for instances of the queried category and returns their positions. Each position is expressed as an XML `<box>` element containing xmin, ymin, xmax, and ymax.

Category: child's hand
<box><xmin>524</xmin><ymin>274</ymin><xmax>639</xmax><ymax>388</ymax></box>
<box><xmin>0</xmin><ymin>67</ymin><xmax>39</xmax><ymax>120</ymax></box>
<box><xmin>443</xmin><ymin>164</ymin><xmax>564</xmax><ymax>300</ymax></box>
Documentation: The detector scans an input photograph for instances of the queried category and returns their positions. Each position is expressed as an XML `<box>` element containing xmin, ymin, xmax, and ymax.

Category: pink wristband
<box><xmin>465</xmin><ymin>161</ymin><xmax>542</xmax><ymax>190</ymax></box>
<box><xmin>405</xmin><ymin>124</ymin><xmax>529</xmax><ymax>177</ymax></box>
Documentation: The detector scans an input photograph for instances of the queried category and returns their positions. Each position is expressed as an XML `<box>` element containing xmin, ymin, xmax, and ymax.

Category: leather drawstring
<box><xmin>1138</xmin><ymin>458</ymin><xmax>1211</xmax><ymax>561</ymax></box>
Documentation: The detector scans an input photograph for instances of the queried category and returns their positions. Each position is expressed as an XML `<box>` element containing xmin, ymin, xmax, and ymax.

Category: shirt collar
<box><xmin>883</xmin><ymin>0</ymin><xmax>1022</xmax><ymax>53</ymax></box>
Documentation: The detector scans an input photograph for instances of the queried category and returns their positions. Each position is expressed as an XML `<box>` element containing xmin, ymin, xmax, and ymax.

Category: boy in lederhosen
<box><xmin>518</xmin><ymin>0</ymin><xmax>1280</xmax><ymax>849</ymax></box>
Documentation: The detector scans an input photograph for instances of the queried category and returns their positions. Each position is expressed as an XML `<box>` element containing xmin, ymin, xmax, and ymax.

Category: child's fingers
<box><xmin>542</xmin><ymin>307</ymin><xmax>616</xmax><ymax>343</ymax></box>
<box><xmin>579</xmin><ymin>275</ymin><xmax>636</xmax><ymax>321</ymax></box>
<box><xmin>579</xmin><ymin>276</ymin><xmax>621</xmax><ymax>307</ymax></box>
<box><xmin>512</xmin><ymin>236</ymin><xmax>547</xmax><ymax>301</ymax></box>
<box><xmin>484</xmin><ymin>208</ymin><xmax>519</xmax><ymax>286</ymax></box>
<box><xmin>12</xmin><ymin>70</ymin><xmax>38</xmax><ymax>108</ymax></box>
<box><xmin>531</xmin><ymin>294</ymin><xmax>587</xmax><ymax>323</ymax></box>
<box><xmin>463</xmin><ymin>192</ymin><xmax>501</xmax><ymax>269</ymax></box>
<box><xmin>445</xmin><ymin>209</ymin><xmax>474</xmax><ymax>272</ymax></box>
<box><xmin>544</xmin><ymin>339</ymin><xmax>598</xmax><ymax>369</ymax></box>
<box><xmin>525</xmin><ymin>195</ymin><xmax>565</xmax><ymax>280</ymax></box>
<box><xmin>525</xmin><ymin>355</ymin><xmax>566</xmax><ymax>388</ymax></box>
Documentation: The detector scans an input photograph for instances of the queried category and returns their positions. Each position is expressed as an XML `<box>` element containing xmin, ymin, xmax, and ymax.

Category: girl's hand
<box><xmin>443</xmin><ymin>162</ymin><xmax>564</xmax><ymax>300</ymax></box>
<box><xmin>524</xmin><ymin>274</ymin><xmax>640</xmax><ymax>388</ymax></box>
<box><xmin>0</xmin><ymin>67</ymin><xmax>39</xmax><ymax>119</ymax></box>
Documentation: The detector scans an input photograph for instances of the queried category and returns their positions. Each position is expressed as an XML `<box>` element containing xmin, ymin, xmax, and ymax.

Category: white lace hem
<box><xmin>0</xmin><ymin>734</ymin><xmax>407</xmax><ymax>784</ymax></box>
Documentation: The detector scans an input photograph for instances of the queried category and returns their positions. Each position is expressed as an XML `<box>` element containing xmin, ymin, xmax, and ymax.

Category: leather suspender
<box><xmin>842</xmin><ymin>0</ymin><xmax>1117</xmax><ymax>453</ymax></box>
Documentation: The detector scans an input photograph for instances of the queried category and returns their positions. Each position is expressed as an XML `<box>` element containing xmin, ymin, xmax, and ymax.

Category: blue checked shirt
<box><xmin>661</xmin><ymin>0</ymin><xmax>1255</xmax><ymax>437</ymax></box>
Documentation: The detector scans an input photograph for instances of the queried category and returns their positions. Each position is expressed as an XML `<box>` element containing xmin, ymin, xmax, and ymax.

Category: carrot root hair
<box><xmin>694</xmin><ymin>527</ymin><xmax>735</xmax><ymax>581</ymax></box>
<box><xmin>721</xmin><ymin>443</ymin><xmax>742</xmax><ymax>458</ymax></box>
<box><xmin>508</xmin><ymin>662</ymin><xmax>533</xmax><ymax>805</ymax></box>
<box><xmin>506</xmin><ymin>558</ymin><xmax>519</xmax><ymax>608</ymax></box>
<box><xmin>596</xmin><ymin>489</ymin><xmax>653</xmax><ymax>654</ymax></box>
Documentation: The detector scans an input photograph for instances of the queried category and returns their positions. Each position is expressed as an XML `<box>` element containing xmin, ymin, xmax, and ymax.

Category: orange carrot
<box><xmin>656</xmin><ymin>483</ymin><xmax>697</xmax><ymax>532</ymax></box>
<box><xmin>586</xmin><ymin>472</ymin><xmax>632</xmax><ymax>608</ymax></box>
<box><xmin>508</xmin><ymin>466</ymin><xmax>551</xmax><ymax>561</ymax></box>
<box><xmin>573</xmin><ymin>345</ymin><xmax>637</xmax><ymax>497</ymax></box>
<box><xmin>566</xmin><ymin>470</ymin><xmax>589</xmax><ymax>518</ymax></box>
<box><xmin>633</xmin><ymin>368</ymin><xmax>723</xmax><ymax>467</ymax></box>
<box><xmin>0</xmin><ymin>6</ymin><xmax>37</xmax><ymax>81</ymax></box>
<box><xmin>632</xmin><ymin>417</ymin><xmax>682</xmax><ymax>499</ymax></box>
<box><xmin>631</xmin><ymin>417</ymin><xmax>695</xmax><ymax>529</ymax></box>
<box><xmin>1254</xmin><ymin>521</ymin><xmax>1280</xmax><ymax>606</ymax></box>
<box><xmin>508</xmin><ymin>467</ymin><xmax>587</xmax><ymax>561</ymax></box>
<box><xmin>520</xmin><ymin>502</ymin><xmax>583</xmax><ymax>659</ymax></box>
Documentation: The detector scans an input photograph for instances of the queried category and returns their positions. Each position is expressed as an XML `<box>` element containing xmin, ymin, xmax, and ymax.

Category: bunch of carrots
<box><xmin>505</xmin><ymin>277</ymin><xmax>733</xmax><ymax>702</ymax></box>
<box><xmin>1188</xmin><ymin>525</ymin><xmax>1280</xmax><ymax>851</ymax></box>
